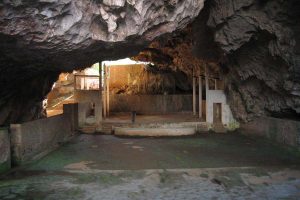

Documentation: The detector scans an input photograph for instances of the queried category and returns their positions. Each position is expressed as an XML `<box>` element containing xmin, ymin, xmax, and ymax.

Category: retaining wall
<box><xmin>240</xmin><ymin>117</ymin><xmax>300</xmax><ymax>148</ymax></box>
<box><xmin>110</xmin><ymin>94</ymin><xmax>193</xmax><ymax>114</ymax></box>
<box><xmin>10</xmin><ymin>104</ymin><xmax>78</xmax><ymax>166</ymax></box>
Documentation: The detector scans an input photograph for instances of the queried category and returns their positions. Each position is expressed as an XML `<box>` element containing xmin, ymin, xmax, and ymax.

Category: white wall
<box><xmin>206</xmin><ymin>90</ymin><xmax>235</xmax><ymax>125</ymax></box>
<box><xmin>74</xmin><ymin>90</ymin><xmax>102</xmax><ymax>126</ymax></box>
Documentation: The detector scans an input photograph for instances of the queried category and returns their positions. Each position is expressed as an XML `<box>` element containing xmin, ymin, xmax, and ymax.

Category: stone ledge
<box><xmin>114</xmin><ymin>127</ymin><xmax>195</xmax><ymax>137</ymax></box>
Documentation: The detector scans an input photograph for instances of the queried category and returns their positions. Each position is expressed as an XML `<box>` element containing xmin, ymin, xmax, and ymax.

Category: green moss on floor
<box><xmin>0</xmin><ymin>161</ymin><xmax>11</xmax><ymax>174</ymax></box>
<box><xmin>200</xmin><ymin>173</ymin><xmax>209</xmax><ymax>178</ymax></box>
<box><xmin>16</xmin><ymin>134</ymin><xmax>300</xmax><ymax>172</ymax></box>
<box><xmin>73</xmin><ymin>173</ymin><xmax>123</xmax><ymax>186</ymax></box>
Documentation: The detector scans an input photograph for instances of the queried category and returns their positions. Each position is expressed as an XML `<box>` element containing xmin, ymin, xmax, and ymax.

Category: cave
<box><xmin>0</xmin><ymin>0</ymin><xmax>300</xmax><ymax>199</ymax></box>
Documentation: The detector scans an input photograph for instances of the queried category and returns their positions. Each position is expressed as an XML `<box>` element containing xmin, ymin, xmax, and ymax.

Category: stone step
<box><xmin>114</xmin><ymin>127</ymin><xmax>196</xmax><ymax>137</ymax></box>
<box><xmin>212</xmin><ymin>123</ymin><xmax>227</xmax><ymax>133</ymax></box>
<box><xmin>79</xmin><ymin>124</ymin><xmax>97</xmax><ymax>134</ymax></box>
<box><xmin>99</xmin><ymin>121</ymin><xmax>210</xmax><ymax>135</ymax></box>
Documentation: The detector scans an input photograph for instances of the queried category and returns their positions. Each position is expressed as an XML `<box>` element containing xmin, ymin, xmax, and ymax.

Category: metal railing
<box><xmin>74</xmin><ymin>75</ymin><xmax>100</xmax><ymax>90</ymax></box>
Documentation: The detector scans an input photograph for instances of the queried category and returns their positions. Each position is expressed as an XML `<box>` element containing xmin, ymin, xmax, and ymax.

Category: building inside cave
<box><xmin>0</xmin><ymin>0</ymin><xmax>299</xmax><ymax>199</ymax></box>
<box><xmin>46</xmin><ymin>58</ymin><xmax>237</xmax><ymax>135</ymax></box>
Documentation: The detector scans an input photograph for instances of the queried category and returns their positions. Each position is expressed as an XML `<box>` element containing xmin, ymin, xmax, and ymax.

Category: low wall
<box><xmin>74</xmin><ymin>90</ymin><xmax>102</xmax><ymax>125</ymax></box>
<box><xmin>110</xmin><ymin>94</ymin><xmax>193</xmax><ymax>114</ymax></box>
<box><xmin>240</xmin><ymin>117</ymin><xmax>300</xmax><ymax>148</ymax></box>
<box><xmin>0</xmin><ymin>128</ymin><xmax>11</xmax><ymax>173</ymax></box>
<box><xmin>10</xmin><ymin>104</ymin><xmax>78</xmax><ymax>166</ymax></box>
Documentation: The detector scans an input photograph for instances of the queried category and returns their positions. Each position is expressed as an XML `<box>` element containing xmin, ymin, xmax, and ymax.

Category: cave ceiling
<box><xmin>0</xmin><ymin>0</ymin><xmax>299</xmax><ymax>125</ymax></box>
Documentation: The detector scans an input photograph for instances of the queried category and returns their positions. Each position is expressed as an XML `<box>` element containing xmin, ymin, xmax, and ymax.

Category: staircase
<box><xmin>79</xmin><ymin>124</ymin><xmax>97</xmax><ymax>134</ymax></box>
<box><xmin>47</xmin><ymin>95</ymin><xmax>75</xmax><ymax>117</ymax></box>
<box><xmin>212</xmin><ymin>123</ymin><xmax>227</xmax><ymax>133</ymax></box>
<box><xmin>79</xmin><ymin>116</ymin><xmax>98</xmax><ymax>134</ymax></box>
<box><xmin>100</xmin><ymin>123</ymin><xmax>114</xmax><ymax>134</ymax></box>
<box><xmin>197</xmin><ymin>123</ymin><xmax>209</xmax><ymax>132</ymax></box>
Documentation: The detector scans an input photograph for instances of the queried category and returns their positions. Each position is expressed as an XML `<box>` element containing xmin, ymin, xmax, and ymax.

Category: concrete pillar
<box><xmin>193</xmin><ymin>68</ymin><xmax>196</xmax><ymax>116</ymax></box>
<box><xmin>0</xmin><ymin>128</ymin><xmax>11</xmax><ymax>173</ymax></box>
<box><xmin>107</xmin><ymin>67</ymin><xmax>110</xmax><ymax>117</ymax></box>
<box><xmin>198</xmin><ymin>76</ymin><xmax>202</xmax><ymax>119</ymax></box>
<box><xmin>99</xmin><ymin>63</ymin><xmax>103</xmax><ymax>124</ymax></box>
<box><xmin>205</xmin><ymin>66</ymin><xmax>209</xmax><ymax>122</ymax></box>
<box><xmin>103</xmin><ymin>64</ymin><xmax>107</xmax><ymax>119</ymax></box>
<box><xmin>80</xmin><ymin>77</ymin><xmax>84</xmax><ymax>90</ymax></box>
<box><xmin>215</xmin><ymin>79</ymin><xmax>217</xmax><ymax>90</ymax></box>
<box><xmin>78</xmin><ymin>102</ymin><xmax>89</xmax><ymax>127</ymax></box>
<box><xmin>10</xmin><ymin>124</ymin><xmax>22</xmax><ymax>166</ymax></box>
<box><xmin>63</xmin><ymin>103</ymin><xmax>79</xmax><ymax>133</ymax></box>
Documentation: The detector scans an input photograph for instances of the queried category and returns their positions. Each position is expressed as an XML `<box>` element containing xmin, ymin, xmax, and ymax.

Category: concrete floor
<box><xmin>1</xmin><ymin>133</ymin><xmax>300</xmax><ymax>199</ymax></box>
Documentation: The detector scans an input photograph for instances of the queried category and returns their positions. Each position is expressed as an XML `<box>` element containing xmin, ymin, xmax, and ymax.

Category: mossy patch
<box><xmin>200</xmin><ymin>173</ymin><xmax>209</xmax><ymax>178</ymax></box>
<box><xmin>0</xmin><ymin>161</ymin><xmax>11</xmax><ymax>174</ymax></box>
<box><xmin>73</xmin><ymin>173</ymin><xmax>123</xmax><ymax>186</ymax></box>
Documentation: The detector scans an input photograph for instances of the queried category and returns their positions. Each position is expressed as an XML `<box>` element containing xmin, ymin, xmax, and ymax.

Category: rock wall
<box><xmin>109</xmin><ymin>94</ymin><xmax>193</xmax><ymax>114</ymax></box>
<box><xmin>0</xmin><ymin>0</ymin><xmax>299</xmax><ymax>124</ymax></box>
<box><xmin>135</xmin><ymin>0</ymin><xmax>300</xmax><ymax>122</ymax></box>
<box><xmin>0</xmin><ymin>0</ymin><xmax>203</xmax><ymax>125</ymax></box>
<box><xmin>206</xmin><ymin>0</ymin><xmax>300</xmax><ymax>121</ymax></box>
<box><xmin>109</xmin><ymin>64</ymin><xmax>191</xmax><ymax>95</ymax></box>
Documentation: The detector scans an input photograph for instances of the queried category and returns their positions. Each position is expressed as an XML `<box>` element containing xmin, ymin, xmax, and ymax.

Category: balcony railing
<box><xmin>74</xmin><ymin>75</ymin><xmax>100</xmax><ymax>90</ymax></box>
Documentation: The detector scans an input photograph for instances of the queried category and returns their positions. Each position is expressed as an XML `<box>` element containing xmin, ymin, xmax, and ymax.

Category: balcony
<box><xmin>74</xmin><ymin>75</ymin><xmax>100</xmax><ymax>90</ymax></box>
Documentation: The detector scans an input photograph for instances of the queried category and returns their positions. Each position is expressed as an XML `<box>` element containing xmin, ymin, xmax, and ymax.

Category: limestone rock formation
<box><xmin>0</xmin><ymin>0</ymin><xmax>203</xmax><ymax>125</ymax></box>
<box><xmin>109</xmin><ymin>64</ymin><xmax>191</xmax><ymax>95</ymax></box>
<box><xmin>0</xmin><ymin>0</ymin><xmax>299</xmax><ymax>125</ymax></box>
<box><xmin>207</xmin><ymin>0</ymin><xmax>300</xmax><ymax>121</ymax></box>
<box><xmin>135</xmin><ymin>0</ymin><xmax>300</xmax><ymax>122</ymax></box>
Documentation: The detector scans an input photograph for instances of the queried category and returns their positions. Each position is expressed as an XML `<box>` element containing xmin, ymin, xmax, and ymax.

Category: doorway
<box><xmin>213</xmin><ymin>103</ymin><xmax>222</xmax><ymax>123</ymax></box>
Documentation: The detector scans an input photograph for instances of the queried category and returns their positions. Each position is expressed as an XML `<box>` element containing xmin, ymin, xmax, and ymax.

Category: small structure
<box><xmin>203</xmin><ymin>66</ymin><xmax>237</xmax><ymax>132</ymax></box>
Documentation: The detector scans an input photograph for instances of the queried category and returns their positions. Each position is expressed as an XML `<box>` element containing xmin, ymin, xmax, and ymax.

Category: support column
<box><xmin>98</xmin><ymin>62</ymin><xmax>103</xmax><ymax>124</ymax></box>
<box><xmin>215</xmin><ymin>79</ymin><xmax>217</xmax><ymax>90</ymax></box>
<box><xmin>205</xmin><ymin>66</ymin><xmax>209</xmax><ymax>123</ymax></box>
<box><xmin>106</xmin><ymin>67</ymin><xmax>110</xmax><ymax>117</ymax></box>
<box><xmin>198</xmin><ymin>75</ymin><xmax>202</xmax><ymax>119</ymax></box>
<box><xmin>103</xmin><ymin>64</ymin><xmax>107</xmax><ymax>119</ymax></box>
<box><xmin>193</xmin><ymin>68</ymin><xmax>196</xmax><ymax>116</ymax></box>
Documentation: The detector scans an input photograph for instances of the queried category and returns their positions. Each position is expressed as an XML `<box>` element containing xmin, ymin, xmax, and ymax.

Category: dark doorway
<box><xmin>213</xmin><ymin>103</ymin><xmax>222</xmax><ymax>123</ymax></box>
